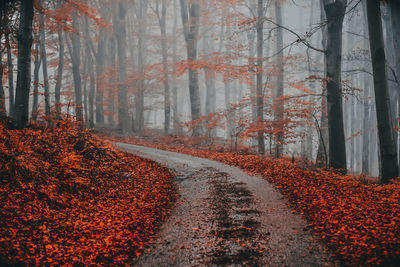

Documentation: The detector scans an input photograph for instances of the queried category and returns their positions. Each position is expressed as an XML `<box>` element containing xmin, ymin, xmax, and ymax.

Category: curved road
<box><xmin>115</xmin><ymin>143</ymin><xmax>337</xmax><ymax>267</ymax></box>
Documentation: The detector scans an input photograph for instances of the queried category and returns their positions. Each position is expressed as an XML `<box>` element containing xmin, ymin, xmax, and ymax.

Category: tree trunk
<box><xmin>6</xmin><ymin>35</ymin><xmax>14</xmax><ymax>117</ymax></box>
<box><xmin>13</xmin><ymin>0</ymin><xmax>34</xmax><ymax>129</ymax></box>
<box><xmin>274</xmin><ymin>0</ymin><xmax>284</xmax><ymax>158</ymax></box>
<box><xmin>158</xmin><ymin>0</ymin><xmax>171</xmax><ymax>135</ymax></box>
<box><xmin>31</xmin><ymin>40</ymin><xmax>41</xmax><ymax>121</ymax></box>
<box><xmin>107</xmin><ymin>35</ymin><xmax>116</xmax><ymax>126</ymax></box>
<box><xmin>71</xmin><ymin>11</ymin><xmax>84</xmax><ymax>123</ymax></box>
<box><xmin>55</xmin><ymin>24</ymin><xmax>64</xmax><ymax>119</ymax></box>
<box><xmin>382</xmin><ymin>5</ymin><xmax>399</xmax><ymax>153</ymax></box>
<box><xmin>179</xmin><ymin>0</ymin><xmax>202</xmax><ymax>137</ymax></box>
<box><xmin>83</xmin><ymin>52</ymin><xmax>89</xmax><ymax>124</ymax></box>
<box><xmin>87</xmin><ymin>50</ymin><xmax>95</xmax><ymax>128</ymax></box>
<box><xmin>390</xmin><ymin>0</ymin><xmax>400</xmax><ymax>168</ymax></box>
<box><xmin>116</xmin><ymin>3</ymin><xmax>129</xmax><ymax>133</ymax></box>
<box><xmin>39</xmin><ymin>6</ymin><xmax>51</xmax><ymax>118</ymax></box>
<box><xmin>362</xmin><ymin>77</ymin><xmax>370</xmax><ymax>174</ymax></box>
<box><xmin>172</xmin><ymin>0</ymin><xmax>180</xmax><ymax>135</ymax></box>
<box><xmin>366</xmin><ymin>0</ymin><xmax>399</xmax><ymax>183</ymax></box>
<box><xmin>134</xmin><ymin>0</ymin><xmax>148</xmax><ymax>133</ymax></box>
<box><xmin>323</xmin><ymin>0</ymin><xmax>347</xmax><ymax>172</ymax></box>
<box><xmin>95</xmin><ymin>27</ymin><xmax>106</xmax><ymax>125</ymax></box>
<box><xmin>0</xmin><ymin>42</ymin><xmax>6</xmax><ymax>118</ymax></box>
<box><xmin>256</xmin><ymin>0</ymin><xmax>265</xmax><ymax>155</ymax></box>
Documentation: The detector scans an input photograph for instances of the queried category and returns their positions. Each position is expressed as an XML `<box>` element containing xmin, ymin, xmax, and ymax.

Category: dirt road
<box><xmin>116</xmin><ymin>143</ymin><xmax>336</xmax><ymax>267</ymax></box>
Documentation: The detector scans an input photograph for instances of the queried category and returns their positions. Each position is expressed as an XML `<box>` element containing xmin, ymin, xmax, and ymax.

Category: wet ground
<box><xmin>115</xmin><ymin>143</ymin><xmax>337</xmax><ymax>267</ymax></box>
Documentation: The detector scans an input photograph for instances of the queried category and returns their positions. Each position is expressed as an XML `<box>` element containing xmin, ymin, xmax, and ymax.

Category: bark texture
<box><xmin>322</xmin><ymin>0</ymin><xmax>347</xmax><ymax>172</ymax></box>
<box><xmin>14</xmin><ymin>0</ymin><xmax>34</xmax><ymax>128</ymax></box>
<box><xmin>366</xmin><ymin>0</ymin><xmax>399</xmax><ymax>183</ymax></box>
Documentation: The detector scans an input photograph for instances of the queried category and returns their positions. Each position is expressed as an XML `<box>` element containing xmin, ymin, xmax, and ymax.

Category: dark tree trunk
<box><xmin>13</xmin><ymin>0</ymin><xmax>34</xmax><ymax>129</ymax></box>
<box><xmin>179</xmin><ymin>0</ymin><xmax>202</xmax><ymax>137</ymax></box>
<box><xmin>323</xmin><ymin>0</ymin><xmax>347</xmax><ymax>172</ymax></box>
<box><xmin>256</xmin><ymin>0</ymin><xmax>265</xmax><ymax>155</ymax></box>
<box><xmin>366</xmin><ymin>0</ymin><xmax>399</xmax><ymax>183</ymax></box>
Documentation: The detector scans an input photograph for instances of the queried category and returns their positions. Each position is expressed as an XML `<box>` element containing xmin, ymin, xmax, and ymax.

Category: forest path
<box><xmin>115</xmin><ymin>143</ymin><xmax>336</xmax><ymax>267</ymax></box>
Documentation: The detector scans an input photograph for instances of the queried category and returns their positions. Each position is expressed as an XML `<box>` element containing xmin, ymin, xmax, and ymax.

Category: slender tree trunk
<box><xmin>32</xmin><ymin>40</ymin><xmax>41</xmax><ymax>121</ymax></box>
<box><xmin>203</xmin><ymin>31</ymin><xmax>216</xmax><ymax>118</ymax></box>
<box><xmin>83</xmin><ymin>52</ymin><xmax>88</xmax><ymax>124</ymax></box>
<box><xmin>107</xmin><ymin>35</ymin><xmax>116</xmax><ymax>126</ymax></box>
<box><xmin>6</xmin><ymin>35</ymin><xmax>14</xmax><ymax>117</ymax></box>
<box><xmin>323</xmin><ymin>0</ymin><xmax>347</xmax><ymax>172</ymax></box>
<box><xmin>179</xmin><ymin>0</ymin><xmax>202</xmax><ymax>136</ymax></box>
<box><xmin>55</xmin><ymin>24</ymin><xmax>64</xmax><ymax>119</ymax></box>
<box><xmin>116</xmin><ymin>3</ymin><xmax>129</xmax><ymax>133</ymax></box>
<box><xmin>274</xmin><ymin>0</ymin><xmax>284</xmax><ymax>158</ymax></box>
<box><xmin>157</xmin><ymin>0</ymin><xmax>171</xmax><ymax>135</ymax></box>
<box><xmin>88</xmin><ymin>56</ymin><xmax>95</xmax><ymax>128</ymax></box>
<box><xmin>83</xmin><ymin>17</ymin><xmax>95</xmax><ymax>128</ymax></box>
<box><xmin>172</xmin><ymin>0</ymin><xmax>180</xmax><ymax>135</ymax></box>
<box><xmin>39</xmin><ymin>7</ymin><xmax>51</xmax><ymax>118</ymax></box>
<box><xmin>366</xmin><ymin>0</ymin><xmax>399</xmax><ymax>183</ymax></box>
<box><xmin>362</xmin><ymin>77</ymin><xmax>370</xmax><ymax>175</ymax></box>
<box><xmin>95</xmin><ymin>27</ymin><xmax>106</xmax><ymax>125</ymax></box>
<box><xmin>14</xmin><ymin>0</ymin><xmax>34</xmax><ymax>128</ymax></box>
<box><xmin>70</xmin><ymin>11</ymin><xmax>84</xmax><ymax>123</ymax></box>
<box><xmin>0</xmin><ymin>42</ymin><xmax>6</xmax><ymax>118</ymax></box>
<box><xmin>224</xmin><ymin>18</ymin><xmax>233</xmax><ymax>140</ymax></box>
<box><xmin>316</xmin><ymin>0</ymin><xmax>329</xmax><ymax>167</ymax></box>
<box><xmin>256</xmin><ymin>0</ymin><xmax>265</xmax><ymax>155</ymax></box>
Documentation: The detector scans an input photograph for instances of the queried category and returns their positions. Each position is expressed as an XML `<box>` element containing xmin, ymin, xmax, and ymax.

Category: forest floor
<box><xmin>116</xmin><ymin>143</ymin><xmax>336</xmax><ymax>266</ymax></box>
<box><xmin>0</xmin><ymin>122</ymin><xmax>176</xmax><ymax>265</ymax></box>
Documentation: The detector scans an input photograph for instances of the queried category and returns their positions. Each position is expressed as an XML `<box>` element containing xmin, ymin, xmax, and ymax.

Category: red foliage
<box><xmin>0</xmin><ymin>121</ymin><xmax>176</xmax><ymax>265</ymax></box>
<box><xmin>117</xmin><ymin>137</ymin><xmax>400</xmax><ymax>266</ymax></box>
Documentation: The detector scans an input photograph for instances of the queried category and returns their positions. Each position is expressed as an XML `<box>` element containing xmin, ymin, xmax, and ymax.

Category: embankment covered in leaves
<box><xmin>0</xmin><ymin>121</ymin><xmax>176</xmax><ymax>265</ymax></box>
<box><xmin>117</xmin><ymin>137</ymin><xmax>400</xmax><ymax>266</ymax></box>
